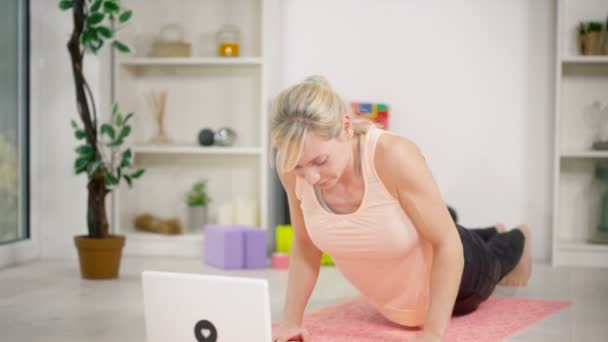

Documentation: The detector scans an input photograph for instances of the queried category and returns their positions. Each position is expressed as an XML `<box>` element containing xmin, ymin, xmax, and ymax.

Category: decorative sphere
<box><xmin>198</xmin><ymin>128</ymin><xmax>215</xmax><ymax>146</ymax></box>
<box><xmin>214</xmin><ymin>127</ymin><xmax>237</xmax><ymax>146</ymax></box>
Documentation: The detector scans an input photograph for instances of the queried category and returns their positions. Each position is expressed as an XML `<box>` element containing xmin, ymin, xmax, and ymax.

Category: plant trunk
<box><xmin>68</xmin><ymin>0</ymin><xmax>108</xmax><ymax>238</ymax></box>
<box><xmin>88</xmin><ymin>170</ymin><xmax>109</xmax><ymax>238</ymax></box>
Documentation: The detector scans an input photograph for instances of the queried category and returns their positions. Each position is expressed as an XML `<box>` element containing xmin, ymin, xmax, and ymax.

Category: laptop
<box><xmin>142</xmin><ymin>271</ymin><xmax>272</xmax><ymax>342</ymax></box>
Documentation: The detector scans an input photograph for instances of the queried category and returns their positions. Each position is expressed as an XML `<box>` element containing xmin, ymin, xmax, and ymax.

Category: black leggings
<box><xmin>452</xmin><ymin>224</ymin><xmax>525</xmax><ymax>316</ymax></box>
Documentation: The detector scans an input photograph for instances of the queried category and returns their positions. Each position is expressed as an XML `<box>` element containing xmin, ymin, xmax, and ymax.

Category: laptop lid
<box><xmin>142</xmin><ymin>271</ymin><xmax>272</xmax><ymax>342</ymax></box>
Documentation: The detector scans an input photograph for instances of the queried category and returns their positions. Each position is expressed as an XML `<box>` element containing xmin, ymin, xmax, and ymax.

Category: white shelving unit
<box><xmin>109</xmin><ymin>0</ymin><xmax>282</xmax><ymax>257</ymax></box>
<box><xmin>562</xmin><ymin>56</ymin><xmax>608</xmax><ymax>64</ymax></box>
<box><xmin>553</xmin><ymin>0</ymin><xmax>608</xmax><ymax>267</ymax></box>
<box><xmin>120</xmin><ymin>57</ymin><xmax>263</xmax><ymax>66</ymax></box>
<box><xmin>133</xmin><ymin>145</ymin><xmax>263</xmax><ymax>156</ymax></box>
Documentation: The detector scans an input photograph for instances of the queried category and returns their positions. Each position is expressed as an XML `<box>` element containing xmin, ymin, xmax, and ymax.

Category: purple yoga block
<box><xmin>243</xmin><ymin>229</ymin><xmax>268</xmax><ymax>269</ymax></box>
<box><xmin>204</xmin><ymin>225</ymin><xmax>245</xmax><ymax>269</ymax></box>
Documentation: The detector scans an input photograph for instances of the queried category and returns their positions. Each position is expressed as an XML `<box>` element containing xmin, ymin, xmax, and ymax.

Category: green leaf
<box><xmin>187</xmin><ymin>179</ymin><xmax>210</xmax><ymax>206</ymax></box>
<box><xmin>74</xmin><ymin>130</ymin><xmax>86</xmax><ymax>140</ymax></box>
<box><xmin>88</xmin><ymin>28</ymin><xmax>99</xmax><ymax>42</ymax></box>
<box><xmin>123</xmin><ymin>112</ymin><xmax>134</xmax><ymax>124</ymax></box>
<box><xmin>103</xmin><ymin>1</ymin><xmax>120</xmax><ymax>13</ymax></box>
<box><xmin>107</xmin><ymin>139</ymin><xmax>123</xmax><ymax>148</ymax></box>
<box><xmin>88</xmin><ymin>12</ymin><xmax>105</xmax><ymax>26</ymax></box>
<box><xmin>131</xmin><ymin>168</ymin><xmax>145</xmax><ymax>179</ymax></box>
<box><xmin>88</xmin><ymin>36</ymin><xmax>104</xmax><ymax>54</ymax></box>
<box><xmin>104</xmin><ymin>170</ymin><xmax>119</xmax><ymax>187</ymax></box>
<box><xmin>85</xmin><ymin>40</ymin><xmax>95</xmax><ymax>53</ymax></box>
<box><xmin>74</xmin><ymin>157</ymin><xmax>89</xmax><ymax>174</ymax></box>
<box><xmin>115</xmin><ymin>113</ymin><xmax>123</xmax><ymax>126</ymax></box>
<box><xmin>71</xmin><ymin>119</ymin><xmax>78</xmax><ymax>129</ymax></box>
<box><xmin>123</xmin><ymin>174</ymin><xmax>133</xmax><ymax>187</ymax></box>
<box><xmin>59</xmin><ymin>0</ymin><xmax>73</xmax><ymax>10</ymax></box>
<box><xmin>93</xmin><ymin>38</ymin><xmax>104</xmax><ymax>52</ymax></box>
<box><xmin>90</xmin><ymin>0</ymin><xmax>103</xmax><ymax>12</ymax></box>
<box><xmin>98</xmin><ymin>26</ymin><xmax>112</xmax><ymax>39</ymax></box>
<box><xmin>118</xmin><ymin>125</ymin><xmax>131</xmax><ymax>140</ymax></box>
<box><xmin>588</xmin><ymin>22</ymin><xmax>603</xmax><ymax>32</ymax></box>
<box><xmin>87</xmin><ymin>159</ymin><xmax>103</xmax><ymax>177</ymax></box>
<box><xmin>76</xmin><ymin>144</ymin><xmax>94</xmax><ymax>159</ymax></box>
<box><xmin>119</xmin><ymin>9</ymin><xmax>132</xmax><ymax>23</ymax></box>
<box><xmin>112</xmin><ymin>40</ymin><xmax>131</xmax><ymax>53</ymax></box>
<box><xmin>120</xmin><ymin>149</ymin><xmax>132</xmax><ymax>168</ymax></box>
<box><xmin>112</xmin><ymin>102</ymin><xmax>119</xmax><ymax>115</ymax></box>
<box><xmin>100</xmin><ymin>123</ymin><xmax>115</xmax><ymax>140</ymax></box>
<box><xmin>81</xmin><ymin>29</ymin><xmax>90</xmax><ymax>46</ymax></box>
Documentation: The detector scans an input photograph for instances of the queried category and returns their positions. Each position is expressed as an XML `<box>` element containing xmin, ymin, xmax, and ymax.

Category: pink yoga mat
<box><xmin>277</xmin><ymin>296</ymin><xmax>568</xmax><ymax>341</ymax></box>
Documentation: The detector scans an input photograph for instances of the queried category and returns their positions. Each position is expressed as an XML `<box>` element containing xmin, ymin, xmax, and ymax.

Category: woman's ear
<box><xmin>341</xmin><ymin>113</ymin><xmax>354</xmax><ymax>138</ymax></box>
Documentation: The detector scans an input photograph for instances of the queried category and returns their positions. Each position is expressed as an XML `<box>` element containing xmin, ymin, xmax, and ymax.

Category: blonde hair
<box><xmin>270</xmin><ymin>75</ymin><xmax>373</xmax><ymax>172</ymax></box>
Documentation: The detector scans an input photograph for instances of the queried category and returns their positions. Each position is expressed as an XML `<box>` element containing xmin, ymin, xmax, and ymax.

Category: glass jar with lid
<box><xmin>216</xmin><ymin>24</ymin><xmax>240</xmax><ymax>57</ymax></box>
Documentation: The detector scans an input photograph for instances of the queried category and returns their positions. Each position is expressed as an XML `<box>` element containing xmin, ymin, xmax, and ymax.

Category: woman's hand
<box><xmin>272</xmin><ymin>322</ymin><xmax>311</xmax><ymax>342</ymax></box>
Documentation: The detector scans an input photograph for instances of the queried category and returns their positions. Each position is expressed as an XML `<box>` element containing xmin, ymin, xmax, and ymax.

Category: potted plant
<box><xmin>578</xmin><ymin>22</ymin><xmax>587</xmax><ymax>55</ymax></box>
<box><xmin>59</xmin><ymin>0</ymin><xmax>144</xmax><ymax>279</ymax></box>
<box><xmin>604</xmin><ymin>16</ymin><xmax>608</xmax><ymax>55</ymax></box>
<box><xmin>580</xmin><ymin>21</ymin><xmax>603</xmax><ymax>55</ymax></box>
<box><xmin>186</xmin><ymin>179</ymin><xmax>211</xmax><ymax>232</ymax></box>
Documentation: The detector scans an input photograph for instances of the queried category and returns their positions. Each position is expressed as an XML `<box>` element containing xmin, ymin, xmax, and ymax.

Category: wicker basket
<box><xmin>150</xmin><ymin>24</ymin><xmax>192</xmax><ymax>57</ymax></box>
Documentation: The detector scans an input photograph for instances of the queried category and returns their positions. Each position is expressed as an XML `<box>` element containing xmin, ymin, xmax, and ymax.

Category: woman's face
<box><xmin>293</xmin><ymin>118</ymin><xmax>353</xmax><ymax>189</ymax></box>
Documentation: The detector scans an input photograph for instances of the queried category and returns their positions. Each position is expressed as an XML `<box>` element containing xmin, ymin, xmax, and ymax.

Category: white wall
<box><xmin>35</xmin><ymin>0</ymin><xmax>556</xmax><ymax>261</ymax></box>
<box><xmin>282</xmin><ymin>0</ymin><xmax>555</xmax><ymax>261</ymax></box>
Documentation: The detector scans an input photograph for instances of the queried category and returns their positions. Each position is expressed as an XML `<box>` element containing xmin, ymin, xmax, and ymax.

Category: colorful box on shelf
<box><xmin>204</xmin><ymin>224</ymin><xmax>267</xmax><ymax>269</ymax></box>
<box><xmin>350</xmin><ymin>102</ymin><xmax>389</xmax><ymax>129</ymax></box>
<box><xmin>275</xmin><ymin>224</ymin><xmax>334</xmax><ymax>266</ymax></box>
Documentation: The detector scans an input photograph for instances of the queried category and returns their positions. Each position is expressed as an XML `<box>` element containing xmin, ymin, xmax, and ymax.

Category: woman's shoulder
<box><xmin>373</xmin><ymin>130</ymin><xmax>427</xmax><ymax>191</ymax></box>
<box><xmin>375</xmin><ymin>130</ymin><xmax>424</xmax><ymax>161</ymax></box>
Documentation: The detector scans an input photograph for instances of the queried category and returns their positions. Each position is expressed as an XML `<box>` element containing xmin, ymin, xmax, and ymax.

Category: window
<box><xmin>0</xmin><ymin>0</ymin><xmax>29</xmax><ymax>245</ymax></box>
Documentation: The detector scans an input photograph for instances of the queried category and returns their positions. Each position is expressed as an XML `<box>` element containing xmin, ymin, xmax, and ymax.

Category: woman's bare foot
<box><xmin>499</xmin><ymin>224</ymin><xmax>532</xmax><ymax>287</ymax></box>
<box><xmin>495</xmin><ymin>223</ymin><xmax>507</xmax><ymax>234</ymax></box>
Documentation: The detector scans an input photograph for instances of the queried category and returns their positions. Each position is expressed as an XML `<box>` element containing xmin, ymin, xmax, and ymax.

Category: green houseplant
<box><xmin>186</xmin><ymin>179</ymin><xmax>211</xmax><ymax>232</ymax></box>
<box><xmin>59</xmin><ymin>0</ymin><xmax>144</xmax><ymax>279</ymax></box>
<box><xmin>579</xmin><ymin>21</ymin><xmax>604</xmax><ymax>55</ymax></box>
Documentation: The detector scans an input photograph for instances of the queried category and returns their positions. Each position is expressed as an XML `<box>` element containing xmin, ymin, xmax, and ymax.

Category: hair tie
<box><xmin>305</xmin><ymin>76</ymin><xmax>321</xmax><ymax>84</ymax></box>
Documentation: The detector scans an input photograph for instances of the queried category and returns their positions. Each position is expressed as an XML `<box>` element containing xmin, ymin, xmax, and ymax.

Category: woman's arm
<box><xmin>376</xmin><ymin>135</ymin><xmax>464</xmax><ymax>341</ymax></box>
<box><xmin>277</xmin><ymin>169</ymin><xmax>323</xmax><ymax>327</ymax></box>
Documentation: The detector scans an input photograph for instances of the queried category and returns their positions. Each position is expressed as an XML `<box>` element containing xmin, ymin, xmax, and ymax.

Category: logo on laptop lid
<box><xmin>194</xmin><ymin>320</ymin><xmax>217</xmax><ymax>342</ymax></box>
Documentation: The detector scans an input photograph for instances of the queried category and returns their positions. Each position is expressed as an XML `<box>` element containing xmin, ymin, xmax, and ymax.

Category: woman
<box><xmin>271</xmin><ymin>76</ymin><xmax>531</xmax><ymax>342</ymax></box>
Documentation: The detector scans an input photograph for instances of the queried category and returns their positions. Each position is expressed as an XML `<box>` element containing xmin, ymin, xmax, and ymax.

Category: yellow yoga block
<box><xmin>321</xmin><ymin>253</ymin><xmax>334</xmax><ymax>265</ymax></box>
<box><xmin>275</xmin><ymin>224</ymin><xmax>334</xmax><ymax>266</ymax></box>
<box><xmin>276</xmin><ymin>224</ymin><xmax>294</xmax><ymax>253</ymax></box>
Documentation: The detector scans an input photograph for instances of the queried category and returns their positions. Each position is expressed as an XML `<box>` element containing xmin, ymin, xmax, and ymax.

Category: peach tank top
<box><xmin>295</xmin><ymin>127</ymin><xmax>434</xmax><ymax>326</ymax></box>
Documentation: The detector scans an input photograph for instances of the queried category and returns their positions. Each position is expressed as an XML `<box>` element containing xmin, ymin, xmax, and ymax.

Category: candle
<box><xmin>217</xmin><ymin>202</ymin><xmax>233</xmax><ymax>225</ymax></box>
<box><xmin>234</xmin><ymin>198</ymin><xmax>257</xmax><ymax>226</ymax></box>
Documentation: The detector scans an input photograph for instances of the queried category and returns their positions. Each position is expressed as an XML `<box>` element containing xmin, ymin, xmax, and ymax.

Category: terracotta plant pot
<box><xmin>74</xmin><ymin>235</ymin><xmax>125</xmax><ymax>279</ymax></box>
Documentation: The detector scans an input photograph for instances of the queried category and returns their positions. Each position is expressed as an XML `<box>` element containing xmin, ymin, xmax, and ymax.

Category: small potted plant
<box><xmin>187</xmin><ymin>179</ymin><xmax>211</xmax><ymax>232</ymax></box>
<box><xmin>582</xmin><ymin>21</ymin><xmax>603</xmax><ymax>55</ymax></box>
<box><xmin>604</xmin><ymin>16</ymin><xmax>608</xmax><ymax>55</ymax></box>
